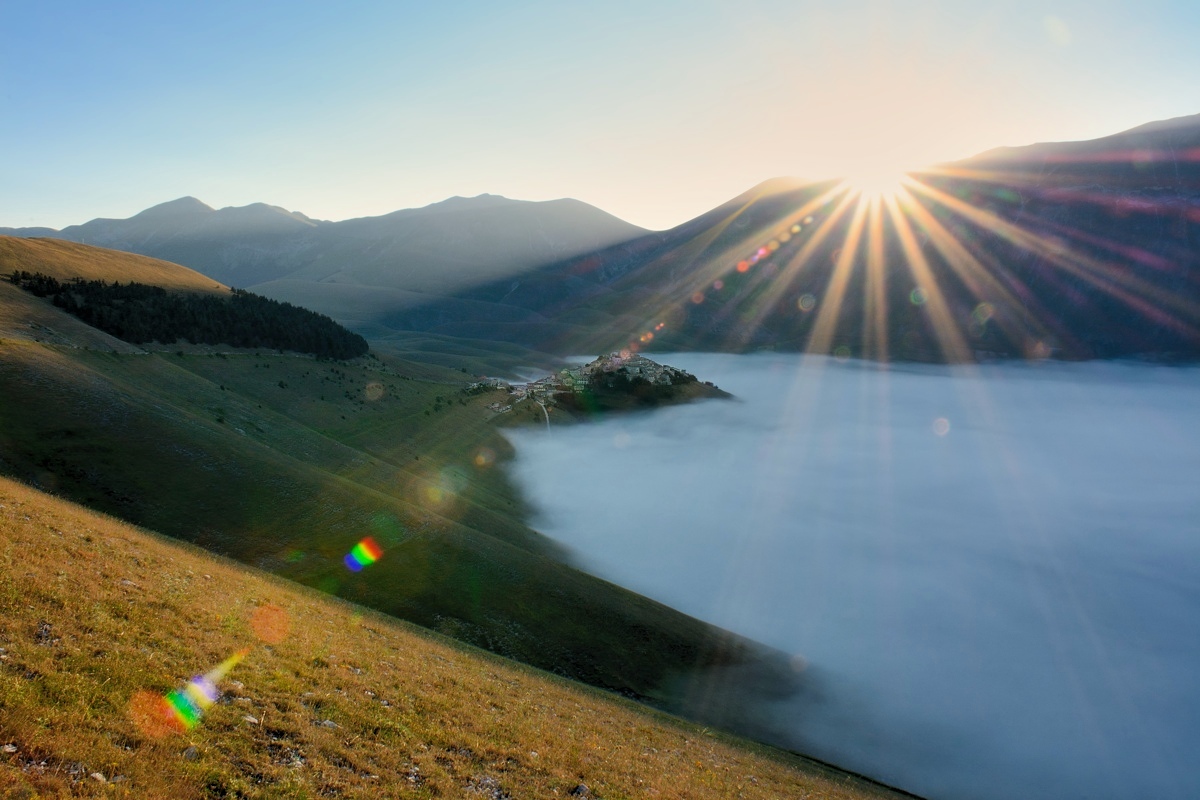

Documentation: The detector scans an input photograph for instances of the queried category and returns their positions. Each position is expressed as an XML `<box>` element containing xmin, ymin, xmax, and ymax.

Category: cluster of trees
<box><xmin>557</xmin><ymin>366</ymin><xmax>698</xmax><ymax>414</ymax></box>
<box><xmin>8</xmin><ymin>271</ymin><xmax>368</xmax><ymax>359</ymax></box>
<box><xmin>590</xmin><ymin>367</ymin><xmax>696</xmax><ymax>394</ymax></box>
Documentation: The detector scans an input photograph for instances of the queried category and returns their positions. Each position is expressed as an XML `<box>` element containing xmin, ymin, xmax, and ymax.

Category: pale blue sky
<box><xmin>3</xmin><ymin>1</ymin><xmax>1199</xmax><ymax>230</ymax></box>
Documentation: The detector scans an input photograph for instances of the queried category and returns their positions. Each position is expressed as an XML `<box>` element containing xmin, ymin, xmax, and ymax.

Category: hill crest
<box><xmin>0</xmin><ymin>236</ymin><xmax>227</xmax><ymax>293</ymax></box>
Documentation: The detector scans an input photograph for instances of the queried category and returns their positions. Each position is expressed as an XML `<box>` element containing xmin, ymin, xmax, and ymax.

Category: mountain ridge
<box><xmin>378</xmin><ymin>113</ymin><xmax>1200</xmax><ymax>362</ymax></box>
<box><xmin>4</xmin><ymin>112</ymin><xmax>1198</xmax><ymax>363</ymax></box>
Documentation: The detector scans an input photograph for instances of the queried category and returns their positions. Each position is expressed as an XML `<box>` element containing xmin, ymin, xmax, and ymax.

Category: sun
<box><xmin>842</xmin><ymin>166</ymin><xmax>909</xmax><ymax>200</ymax></box>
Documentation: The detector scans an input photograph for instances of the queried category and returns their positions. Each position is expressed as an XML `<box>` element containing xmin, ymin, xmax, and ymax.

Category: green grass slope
<box><xmin>0</xmin><ymin>241</ymin><xmax>800</xmax><ymax>741</ymax></box>
<box><xmin>0</xmin><ymin>476</ymin><xmax>909</xmax><ymax>800</ymax></box>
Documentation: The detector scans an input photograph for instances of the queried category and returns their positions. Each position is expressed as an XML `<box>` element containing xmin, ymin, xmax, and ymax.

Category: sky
<box><xmin>3</xmin><ymin>0</ymin><xmax>1200</xmax><ymax>231</ymax></box>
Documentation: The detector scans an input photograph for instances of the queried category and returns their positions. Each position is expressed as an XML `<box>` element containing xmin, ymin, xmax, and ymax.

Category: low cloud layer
<box><xmin>506</xmin><ymin>354</ymin><xmax>1200</xmax><ymax>800</ymax></box>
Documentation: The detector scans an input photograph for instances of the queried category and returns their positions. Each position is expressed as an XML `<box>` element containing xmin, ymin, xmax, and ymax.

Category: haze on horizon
<box><xmin>4</xmin><ymin>0</ymin><xmax>1200</xmax><ymax>231</ymax></box>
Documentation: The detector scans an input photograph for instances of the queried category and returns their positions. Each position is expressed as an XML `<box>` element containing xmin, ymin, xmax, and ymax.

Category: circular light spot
<box><xmin>790</xmin><ymin>654</ymin><xmax>809</xmax><ymax>673</ymax></box>
<box><xmin>834</xmin><ymin>345</ymin><xmax>851</xmax><ymax>361</ymax></box>
<box><xmin>797</xmin><ymin>294</ymin><xmax>816</xmax><ymax>312</ymax></box>
<box><xmin>473</xmin><ymin>447</ymin><xmax>496</xmax><ymax>468</ymax></box>
<box><xmin>932</xmin><ymin>417</ymin><xmax>950</xmax><ymax>436</ymax></box>
<box><xmin>363</xmin><ymin>382</ymin><xmax>384</xmax><ymax>402</ymax></box>
<box><xmin>736</xmin><ymin>260</ymin><xmax>750</xmax><ymax>272</ymax></box>
<box><xmin>691</xmin><ymin>292</ymin><xmax>705</xmax><ymax>304</ymax></box>
<box><xmin>778</xmin><ymin>232</ymin><xmax>791</xmax><ymax>243</ymax></box>
<box><xmin>803</xmin><ymin>216</ymin><xmax>814</xmax><ymax>225</ymax></box>
<box><xmin>973</xmin><ymin>302</ymin><xmax>994</xmax><ymax>323</ymax></box>
<box><xmin>791</xmin><ymin>224</ymin><xmax>801</xmax><ymax>234</ymax></box>
<box><xmin>129</xmin><ymin>690</ymin><xmax>181</xmax><ymax>738</ymax></box>
<box><xmin>712</xmin><ymin>280</ymin><xmax>724</xmax><ymax>290</ymax></box>
<box><xmin>910</xmin><ymin>287</ymin><xmax>928</xmax><ymax>305</ymax></box>
<box><xmin>250</xmin><ymin>603</ymin><xmax>291</xmax><ymax>645</ymax></box>
<box><xmin>766</xmin><ymin>240</ymin><xmax>780</xmax><ymax>252</ymax></box>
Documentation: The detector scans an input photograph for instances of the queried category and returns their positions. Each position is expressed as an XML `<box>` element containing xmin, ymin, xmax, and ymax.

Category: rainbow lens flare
<box><xmin>165</xmin><ymin>648</ymin><xmax>249</xmax><ymax>729</ymax></box>
<box><xmin>344</xmin><ymin>536</ymin><xmax>383</xmax><ymax>572</ymax></box>
<box><xmin>131</xmin><ymin>647</ymin><xmax>251</xmax><ymax>737</ymax></box>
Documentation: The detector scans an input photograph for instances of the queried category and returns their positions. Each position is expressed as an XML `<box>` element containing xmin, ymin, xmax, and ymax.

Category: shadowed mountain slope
<box><xmin>2</xmin><ymin>194</ymin><xmax>647</xmax><ymax>306</ymax></box>
<box><xmin>384</xmin><ymin>116</ymin><xmax>1200</xmax><ymax>362</ymax></box>
<box><xmin>8</xmin><ymin>115</ymin><xmax>1196</xmax><ymax>363</ymax></box>
<box><xmin>0</xmin><ymin>239</ymin><xmax>804</xmax><ymax>749</ymax></box>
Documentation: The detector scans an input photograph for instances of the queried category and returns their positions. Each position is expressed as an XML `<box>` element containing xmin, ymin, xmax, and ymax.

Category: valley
<box><xmin>0</xmin><ymin>237</ymin><xmax>798</xmax><ymax>750</ymax></box>
<box><xmin>2</xmin><ymin>107</ymin><xmax>1199</xmax><ymax>800</ymax></box>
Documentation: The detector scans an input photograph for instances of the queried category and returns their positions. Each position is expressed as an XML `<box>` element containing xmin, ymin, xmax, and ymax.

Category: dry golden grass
<box><xmin>0</xmin><ymin>236</ymin><xmax>227</xmax><ymax>293</ymax></box>
<box><xmin>0</xmin><ymin>476</ymin><xmax>907</xmax><ymax>800</ymax></box>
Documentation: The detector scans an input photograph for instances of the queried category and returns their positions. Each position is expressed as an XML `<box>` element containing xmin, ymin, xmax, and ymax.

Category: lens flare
<box><xmin>473</xmin><ymin>447</ymin><xmax>496</xmax><ymax>468</ymax></box>
<box><xmin>344</xmin><ymin>536</ymin><xmax>384</xmax><ymax>572</ymax></box>
<box><xmin>130</xmin><ymin>648</ymin><xmax>251</xmax><ymax>737</ymax></box>
<box><xmin>845</xmin><ymin>169</ymin><xmax>908</xmax><ymax>200</ymax></box>
<box><xmin>596</xmin><ymin>137</ymin><xmax>1196</xmax><ymax>376</ymax></box>
<box><xmin>249</xmin><ymin>603</ymin><xmax>291</xmax><ymax>645</ymax></box>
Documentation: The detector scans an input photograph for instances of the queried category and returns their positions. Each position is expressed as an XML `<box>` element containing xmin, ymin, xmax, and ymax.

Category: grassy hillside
<box><xmin>0</xmin><ymin>236</ymin><xmax>225</xmax><ymax>293</ymax></box>
<box><xmin>0</xmin><ymin>240</ymin><xmax>801</xmax><ymax>744</ymax></box>
<box><xmin>0</xmin><ymin>476</ymin><xmax>909</xmax><ymax>799</ymax></box>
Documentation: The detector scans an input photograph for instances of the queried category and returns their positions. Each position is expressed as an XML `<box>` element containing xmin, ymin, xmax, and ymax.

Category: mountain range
<box><xmin>6</xmin><ymin>112</ymin><xmax>1200</xmax><ymax>362</ymax></box>
<box><xmin>2</xmin><ymin>194</ymin><xmax>645</xmax><ymax>335</ymax></box>
<box><xmin>387</xmin><ymin>112</ymin><xmax>1200</xmax><ymax>361</ymax></box>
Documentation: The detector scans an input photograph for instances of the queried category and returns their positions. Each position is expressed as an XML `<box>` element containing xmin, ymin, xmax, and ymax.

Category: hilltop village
<box><xmin>469</xmin><ymin>352</ymin><xmax>729</xmax><ymax>418</ymax></box>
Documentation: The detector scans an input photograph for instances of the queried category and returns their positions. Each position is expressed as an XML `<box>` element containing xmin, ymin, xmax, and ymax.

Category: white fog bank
<box><xmin>504</xmin><ymin>354</ymin><xmax>1200</xmax><ymax>800</ymax></box>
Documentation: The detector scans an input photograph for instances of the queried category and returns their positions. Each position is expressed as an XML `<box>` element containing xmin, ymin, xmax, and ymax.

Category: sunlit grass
<box><xmin>0</xmin><ymin>476</ymin><xmax>903</xmax><ymax>799</ymax></box>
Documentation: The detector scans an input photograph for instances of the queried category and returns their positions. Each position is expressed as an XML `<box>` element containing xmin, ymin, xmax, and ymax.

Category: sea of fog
<box><xmin>503</xmin><ymin>354</ymin><xmax>1200</xmax><ymax>800</ymax></box>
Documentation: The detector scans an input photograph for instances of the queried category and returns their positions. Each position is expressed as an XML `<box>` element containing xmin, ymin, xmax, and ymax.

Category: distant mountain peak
<box><xmin>1117</xmin><ymin>111</ymin><xmax>1200</xmax><ymax>136</ymax></box>
<box><xmin>132</xmin><ymin>196</ymin><xmax>214</xmax><ymax>219</ymax></box>
<box><xmin>966</xmin><ymin>110</ymin><xmax>1200</xmax><ymax>163</ymax></box>
<box><xmin>213</xmin><ymin>201</ymin><xmax>316</xmax><ymax>225</ymax></box>
<box><xmin>422</xmin><ymin>193</ymin><xmax>516</xmax><ymax>212</ymax></box>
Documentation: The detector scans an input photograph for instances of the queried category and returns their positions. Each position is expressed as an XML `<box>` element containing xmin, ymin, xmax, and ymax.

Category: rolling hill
<box><xmin>0</xmin><ymin>237</ymin><xmax>226</xmax><ymax>293</ymax></box>
<box><xmin>1</xmin><ymin>193</ymin><xmax>648</xmax><ymax>331</ymax></box>
<box><xmin>0</xmin><ymin>475</ymin><xmax>909</xmax><ymax>799</ymax></box>
<box><xmin>0</xmin><ymin>239</ymin><xmax>801</xmax><ymax>753</ymax></box>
